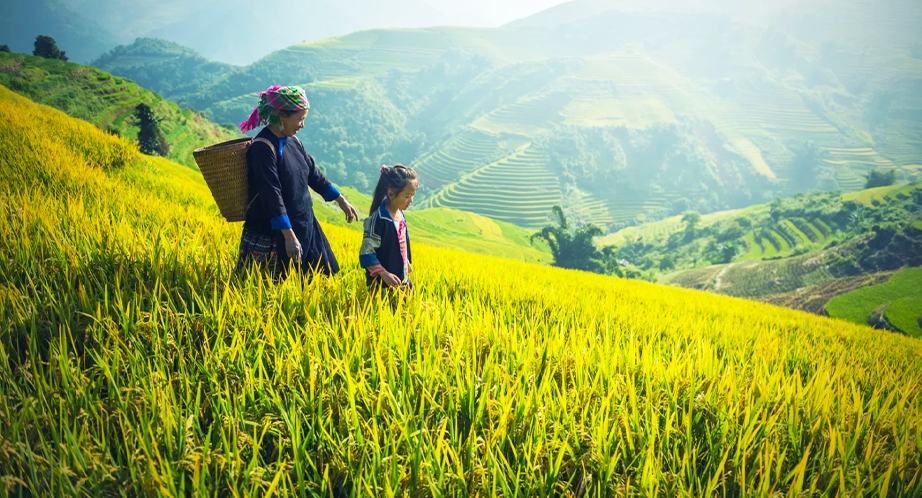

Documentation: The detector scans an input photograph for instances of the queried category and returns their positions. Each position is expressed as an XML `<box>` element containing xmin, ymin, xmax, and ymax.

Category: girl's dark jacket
<box><xmin>359</xmin><ymin>202</ymin><xmax>412</xmax><ymax>287</ymax></box>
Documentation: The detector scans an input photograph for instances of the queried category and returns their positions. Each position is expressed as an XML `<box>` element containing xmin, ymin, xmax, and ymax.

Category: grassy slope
<box><xmin>0</xmin><ymin>52</ymin><xmax>240</xmax><ymax>169</ymax></box>
<box><xmin>826</xmin><ymin>267</ymin><xmax>922</xmax><ymax>337</ymax></box>
<box><xmin>4</xmin><ymin>84</ymin><xmax>922</xmax><ymax>495</ymax></box>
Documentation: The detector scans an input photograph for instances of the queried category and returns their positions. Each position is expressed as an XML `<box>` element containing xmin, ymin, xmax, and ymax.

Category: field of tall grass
<box><xmin>2</xmin><ymin>84</ymin><xmax>922</xmax><ymax>496</ymax></box>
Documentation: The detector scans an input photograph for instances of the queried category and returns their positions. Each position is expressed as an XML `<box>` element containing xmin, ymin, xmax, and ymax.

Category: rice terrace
<box><xmin>2</xmin><ymin>0</ymin><xmax>922</xmax><ymax>496</ymax></box>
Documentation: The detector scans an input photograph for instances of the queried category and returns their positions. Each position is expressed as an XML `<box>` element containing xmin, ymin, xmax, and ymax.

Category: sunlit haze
<box><xmin>420</xmin><ymin>0</ymin><xmax>572</xmax><ymax>26</ymax></box>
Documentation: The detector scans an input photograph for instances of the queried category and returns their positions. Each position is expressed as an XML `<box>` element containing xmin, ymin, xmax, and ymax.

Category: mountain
<box><xmin>0</xmin><ymin>51</ymin><xmax>240</xmax><ymax>169</ymax></box>
<box><xmin>61</xmin><ymin>0</ymin><xmax>458</xmax><ymax>65</ymax></box>
<box><xmin>505</xmin><ymin>0</ymin><xmax>791</xmax><ymax>28</ymax></box>
<box><xmin>0</xmin><ymin>0</ymin><xmax>118</xmax><ymax>63</ymax></box>
<box><xmin>93</xmin><ymin>0</ymin><xmax>922</xmax><ymax>232</ymax></box>
<box><xmin>91</xmin><ymin>38</ymin><xmax>239</xmax><ymax>104</ymax></box>
<box><xmin>3</xmin><ymin>82</ymin><xmax>921</xmax><ymax>496</ymax></box>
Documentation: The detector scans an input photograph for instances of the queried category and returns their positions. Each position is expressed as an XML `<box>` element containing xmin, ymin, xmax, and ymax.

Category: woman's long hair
<box><xmin>370</xmin><ymin>164</ymin><xmax>418</xmax><ymax>215</ymax></box>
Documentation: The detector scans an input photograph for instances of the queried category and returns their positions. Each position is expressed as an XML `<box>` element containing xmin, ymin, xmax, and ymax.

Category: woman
<box><xmin>235</xmin><ymin>85</ymin><xmax>358</xmax><ymax>278</ymax></box>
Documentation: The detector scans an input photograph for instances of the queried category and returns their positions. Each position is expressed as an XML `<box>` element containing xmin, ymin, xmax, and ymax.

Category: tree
<box><xmin>864</xmin><ymin>90</ymin><xmax>893</xmax><ymax>128</ymax></box>
<box><xmin>532</xmin><ymin>206</ymin><xmax>606</xmax><ymax>273</ymax></box>
<box><xmin>864</xmin><ymin>168</ymin><xmax>897</xmax><ymax>189</ymax></box>
<box><xmin>0</xmin><ymin>45</ymin><xmax>10</xmax><ymax>53</ymax></box>
<box><xmin>134</xmin><ymin>103</ymin><xmax>169</xmax><ymax>156</ymax></box>
<box><xmin>33</xmin><ymin>35</ymin><xmax>67</xmax><ymax>61</ymax></box>
<box><xmin>717</xmin><ymin>221</ymin><xmax>744</xmax><ymax>242</ymax></box>
<box><xmin>720</xmin><ymin>242</ymin><xmax>738</xmax><ymax>263</ymax></box>
<box><xmin>682</xmin><ymin>211</ymin><xmax>701</xmax><ymax>242</ymax></box>
<box><xmin>659</xmin><ymin>254</ymin><xmax>676</xmax><ymax>271</ymax></box>
<box><xmin>790</xmin><ymin>141</ymin><xmax>824</xmax><ymax>190</ymax></box>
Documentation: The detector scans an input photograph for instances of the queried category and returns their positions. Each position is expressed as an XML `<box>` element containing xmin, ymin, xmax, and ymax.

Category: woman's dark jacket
<box><xmin>244</xmin><ymin>127</ymin><xmax>341</xmax><ymax>274</ymax></box>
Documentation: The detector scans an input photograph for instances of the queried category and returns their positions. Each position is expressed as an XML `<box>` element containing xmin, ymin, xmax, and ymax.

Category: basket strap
<box><xmin>290</xmin><ymin>135</ymin><xmax>311</xmax><ymax>163</ymax></box>
<box><xmin>250</xmin><ymin>137</ymin><xmax>276</xmax><ymax>157</ymax></box>
<box><xmin>241</xmin><ymin>137</ymin><xmax>279</xmax><ymax>220</ymax></box>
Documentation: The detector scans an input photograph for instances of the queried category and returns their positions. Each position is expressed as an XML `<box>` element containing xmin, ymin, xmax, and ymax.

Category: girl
<box><xmin>359</xmin><ymin>164</ymin><xmax>418</xmax><ymax>290</ymax></box>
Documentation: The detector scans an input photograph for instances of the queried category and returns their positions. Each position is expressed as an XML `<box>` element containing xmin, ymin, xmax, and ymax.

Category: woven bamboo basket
<box><xmin>193</xmin><ymin>138</ymin><xmax>253</xmax><ymax>222</ymax></box>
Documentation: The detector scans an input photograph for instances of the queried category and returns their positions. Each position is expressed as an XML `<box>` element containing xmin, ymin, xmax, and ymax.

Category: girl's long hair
<box><xmin>370</xmin><ymin>164</ymin><xmax>418</xmax><ymax>215</ymax></box>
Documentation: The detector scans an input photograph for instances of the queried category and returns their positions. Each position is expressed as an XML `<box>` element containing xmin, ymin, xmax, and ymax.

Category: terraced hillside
<box><xmin>426</xmin><ymin>145</ymin><xmax>565</xmax><ymax>228</ymax></box>
<box><xmin>735</xmin><ymin>216</ymin><xmax>835</xmax><ymax>261</ymax></box>
<box><xmin>471</xmin><ymin>92</ymin><xmax>571</xmax><ymax>136</ymax></box>
<box><xmin>410</xmin><ymin>128</ymin><xmax>522</xmax><ymax>187</ymax></box>
<box><xmin>0</xmin><ymin>52</ymin><xmax>238</xmax><ymax>169</ymax></box>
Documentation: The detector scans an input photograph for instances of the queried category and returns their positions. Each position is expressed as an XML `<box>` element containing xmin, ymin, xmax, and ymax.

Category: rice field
<box><xmin>886</xmin><ymin>296</ymin><xmax>922</xmax><ymax>337</ymax></box>
<box><xmin>410</xmin><ymin>129</ymin><xmax>516</xmax><ymax>187</ymax></box>
<box><xmin>4</xmin><ymin>74</ymin><xmax>922</xmax><ymax>497</ymax></box>
<box><xmin>560</xmin><ymin>95</ymin><xmax>676</xmax><ymax>128</ymax></box>
<box><xmin>471</xmin><ymin>93</ymin><xmax>570</xmax><ymax>136</ymax></box>
<box><xmin>712</xmin><ymin>254</ymin><xmax>838</xmax><ymax>298</ymax></box>
<box><xmin>735</xmin><ymin>224</ymin><xmax>825</xmax><ymax>261</ymax></box>
<box><xmin>289</xmin><ymin>30</ymin><xmax>449</xmax><ymax>79</ymax></box>
<box><xmin>427</xmin><ymin>145</ymin><xmax>563</xmax><ymax>228</ymax></box>
<box><xmin>739</xmin><ymin>233</ymin><xmax>764</xmax><ymax>261</ymax></box>
<box><xmin>605</xmin><ymin>194</ymin><xmax>671</xmax><ymax>225</ymax></box>
<box><xmin>826</xmin><ymin>267</ymin><xmax>922</xmax><ymax>338</ymax></box>
<box><xmin>568</xmin><ymin>190</ymin><xmax>616</xmax><ymax>228</ymax></box>
<box><xmin>844</xmin><ymin>183</ymin><xmax>922</xmax><ymax>207</ymax></box>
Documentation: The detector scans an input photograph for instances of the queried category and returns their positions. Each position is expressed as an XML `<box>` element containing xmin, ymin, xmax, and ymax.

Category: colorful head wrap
<box><xmin>239</xmin><ymin>85</ymin><xmax>310</xmax><ymax>133</ymax></box>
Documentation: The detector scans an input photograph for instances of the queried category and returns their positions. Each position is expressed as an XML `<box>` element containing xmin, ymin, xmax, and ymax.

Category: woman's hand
<box><xmin>282</xmin><ymin>229</ymin><xmax>302</xmax><ymax>260</ymax></box>
<box><xmin>336</xmin><ymin>196</ymin><xmax>358</xmax><ymax>223</ymax></box>
<box><xmin>379</xmin><ymin>272</ymin><xmax>402</xmax><ymax>287</ymax></box>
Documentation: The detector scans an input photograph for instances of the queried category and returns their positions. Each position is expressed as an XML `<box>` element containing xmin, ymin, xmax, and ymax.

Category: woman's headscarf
<box><xmin>239</xmin><ymin>85</ymin><xmax>310</xmax><ymax>133</ymax></box>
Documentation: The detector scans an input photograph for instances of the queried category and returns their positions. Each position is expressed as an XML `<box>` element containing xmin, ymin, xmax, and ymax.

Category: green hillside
<box><xmin>94</xmin><ymin>1</ymin><xmax>922</xmax><ymax>231</ymax></box>
<box><xmin>607</xmin><ymin>184</ymin><xmax>920</xmax><ymax>273</ymax></box>
<box><xmin>826</xmin><ymin>267</ymin><xmax>922</xmax><ymax>337</ymax></box>
<box><xmin>91</xmin><ymin>38</ymin><xmax>238</xmax><ymax>105</ymax></box>
<box><xmin>0</xmin><ymin>52</ymin><xmax>240</xmax><ymax>169</ymax></box>
<box><xmin>4</xmin><ymin>74</ymin><xmax>922</xmax><ymax>497</ymax></box>
<box><xmin>646</xmin><ymin>184</ymin><xmax>922</xmax><ymax>320</ymax></box>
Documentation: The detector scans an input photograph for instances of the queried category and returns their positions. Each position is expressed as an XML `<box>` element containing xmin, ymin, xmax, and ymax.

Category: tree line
<box><xmin>0</xmin><ymin>35</ymin><xmax>69</xmax><ymax>60</ymax></box>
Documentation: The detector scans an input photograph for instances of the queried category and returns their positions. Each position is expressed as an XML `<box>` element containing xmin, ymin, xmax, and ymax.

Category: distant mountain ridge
<box><xmin>0</xmin><ymin>0</ymin><xmax>117</xmax><ymax>63</ymax></box>
<box><xmin>59</xmin><ymin>0</ymin><xmax>461</xmax><ymax>65</ymax></box>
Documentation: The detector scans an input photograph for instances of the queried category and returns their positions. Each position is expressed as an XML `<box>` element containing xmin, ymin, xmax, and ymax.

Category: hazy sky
<box><xmin>420</xmin><ymin>0</ymin><xmax>571</xmax><ymax>26</ymax></box>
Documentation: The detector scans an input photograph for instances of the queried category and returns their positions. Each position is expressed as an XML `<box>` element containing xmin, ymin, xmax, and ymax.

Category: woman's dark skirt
<box><xmin>235</xmin><ymin>226</ymin><xmax>340</xmax><ymax>280</ymax></box>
